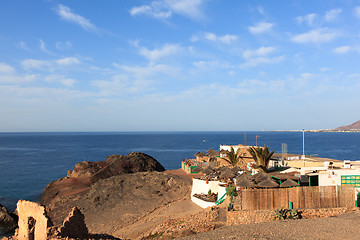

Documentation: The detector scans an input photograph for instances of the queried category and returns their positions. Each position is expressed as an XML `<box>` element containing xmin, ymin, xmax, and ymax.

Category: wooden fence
<box><xmin>233</xmin><ymin>185</ymin><xmax>355</xmax><ymax>210</ymax></box>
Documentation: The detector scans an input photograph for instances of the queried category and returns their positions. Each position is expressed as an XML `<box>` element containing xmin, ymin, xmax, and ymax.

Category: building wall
<box><xmin>318</xmin><ymin>169</ymin><xmax>360</xmax><ymax>191</ymax></box>
<box><xmin>190</xmin><ymin>178</ymin><xmax>227</xmax><ymax>208</ymax></box>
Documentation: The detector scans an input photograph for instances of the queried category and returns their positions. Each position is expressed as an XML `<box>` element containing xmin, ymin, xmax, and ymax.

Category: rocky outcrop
<box><xmin>0</xmin><ymin>204</ymin><xmax>17</xmax><ymax>235</ymax></box>
<box><xmin>67</xmin><ymin>152</ymin><xmax>165</xmax><ymax>179</ymax></box>
<box><xmin>41</xmin><ymin>152</ymin><xmax>165</xmax><ymax>206</ymax></box>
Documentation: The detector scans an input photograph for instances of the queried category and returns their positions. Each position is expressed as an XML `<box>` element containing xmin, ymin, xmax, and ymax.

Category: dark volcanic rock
<box><xmin>0</xmin><ymin>204</ymin><xmax>18</xmax><ymax>235</ymax></box>
<box><xmin>67</xmin><ymin>152</ymin><xmax>165</xmax><ymax>179</ymax></box>
<box><xmin>41</xmin><ymin>152</ymin><xmax>165</xmax><ymax>206</ymax></box>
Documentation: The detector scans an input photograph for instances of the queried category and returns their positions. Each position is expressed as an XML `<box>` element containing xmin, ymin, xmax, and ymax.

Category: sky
<box><xmin>0</xmin><ymin>0</ymin><xmax>360</xmax><ymax>132</ymax></box>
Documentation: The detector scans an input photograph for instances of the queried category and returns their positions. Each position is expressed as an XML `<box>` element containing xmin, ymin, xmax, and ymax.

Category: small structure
<box><xmin>15</xmin><ymin>200</ymin><xmax>88</xmax><ymax>240</ymax></box>
<box><xmin>191</xmin><ymin>178</ymin><xmax>227</xmax><ymax>208</ymax></box>
<box><xmin>17</xmin><ymin>200</ymin><xmax>52</xmax><ymax>240</ymax></box>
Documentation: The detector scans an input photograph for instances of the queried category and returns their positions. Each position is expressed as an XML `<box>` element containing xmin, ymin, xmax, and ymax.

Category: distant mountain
<box><xmin>335</xmin><ymin>120</ymin><xmax>360</xmax><ymax>131</ymax></box>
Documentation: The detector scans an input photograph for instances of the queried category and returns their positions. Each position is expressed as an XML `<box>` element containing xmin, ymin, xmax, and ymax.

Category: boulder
<box><xmin>0</xmin><ymin>204</ymin><xmax>17</xmax><ymax>235</ymax></box>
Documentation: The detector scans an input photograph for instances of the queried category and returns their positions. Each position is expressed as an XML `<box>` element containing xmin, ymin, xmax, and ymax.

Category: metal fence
<box><xmin>233</xmin><ymin>185</ymin><xmax>355</xmax><ymax>210</ymax></box>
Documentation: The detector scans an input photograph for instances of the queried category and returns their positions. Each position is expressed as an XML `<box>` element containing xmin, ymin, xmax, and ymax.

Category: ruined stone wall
<box><xmin>16</xmin><ymin>200</ymin><xmax>51</xmax><ymax>240</ymax></box>
<box><xmin>227</xmin><ymin>207</ymin><xmax>352</xmax><ymax>225</ymax></box>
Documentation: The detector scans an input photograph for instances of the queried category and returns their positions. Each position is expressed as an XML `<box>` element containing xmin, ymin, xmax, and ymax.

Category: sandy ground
<box><xmin>113</xmin><ymin>169</ymin><xmax>204</xmax><ymax>239</ymax></box>
<box><xmin>177</xmin><ymin>211</ymin><xmax>360</xmax><ymax>240</ymax></box>
<box><xmin>114</xmin><ymin>199</ymin><xmax>203</xmax><ymax>239</ymax></box>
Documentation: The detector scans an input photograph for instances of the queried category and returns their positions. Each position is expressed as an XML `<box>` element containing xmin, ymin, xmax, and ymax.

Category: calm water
<box><xmin>0</xmin><ymin>131</ymin><xmax>359</xmax><ymax>210</ymax></box>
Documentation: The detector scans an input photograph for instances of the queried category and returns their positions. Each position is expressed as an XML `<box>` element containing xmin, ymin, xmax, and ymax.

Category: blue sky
<box><xmin>1</xmin><ymin>0</ymin><xmax>360</xmax><ymax>131</ymax></box>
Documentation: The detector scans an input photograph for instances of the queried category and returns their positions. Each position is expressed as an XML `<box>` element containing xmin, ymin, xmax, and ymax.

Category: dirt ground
<box><xmin>177</xmin><ymin>211</ymin><xmax>360</xmax><ymax>240</ymax></box>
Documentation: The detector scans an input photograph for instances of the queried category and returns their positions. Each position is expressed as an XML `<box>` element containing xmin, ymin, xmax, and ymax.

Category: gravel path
<box><xmin>177</xmin><ymin>211</ymin><xmax>360</xmax><ymax>240</ymax></box>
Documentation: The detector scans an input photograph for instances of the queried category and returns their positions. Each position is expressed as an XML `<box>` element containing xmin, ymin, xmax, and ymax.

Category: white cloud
<box><xmin>22</xmin><ymin>59</ymin><xmax>51</xmax><ymax>70</ymax></box>
<box><xmin>325</xmin><ymin>8</ymin><xmax>342</xmax><ymax>22</ymax></box>
<box><xmin>243</xmin><ymin>47</ymin><xmax>275</xmax><ymax>59</ymax></box>
<box><xmin>45</xmin><ymin>75</ymin><xmax>76</xmax><ymax>87</ymax></box>
<box><xmin>22</xmin><ymin>57</ymin><xmax>81</xmax><ymax>71</ymax></box>
<box><xmin>130</xmin><ymin>4</ymin><xmax>172</xmax><ymax>19</ymax></box>
<box><xmin>0</xmin><ymin>73</ymin><xmax>37</xmax><ymax>84</ymax></box>
<box><xmin>204</xmin><ymin>32</ymin><xmax>238</xmax><ymax>44</ymax></box>
<box><xmin>291</xmin><ymin>28</ymin><xmax>339</xmax><ymax>43</ymax></box>
<box><xmin>333</xmin><ymin>46</ymin><xmax>351</xmax><ymax>54</ymax></box>
<box><xmin>248</xmin><ymin>22</ymin><xmax>273</xmax><ymax>34</ymax></box>
<box><xmin>0</xmin><ymin>63</ymin><xmax>15</xmax><ymax>73</ymax></box>
<box><xmin>130</xmin><ymin>0</ymin><xmax>206</xmax><ymax>20</ymax></box>
<box><xmin>240</xmin><ymin>55</ymin><xmax>285</xmax><ymax>68</ymax></box>
<box><xmin>39</xmin><ymin>39</ymin><xmax>54</xmax><ymax>55</ymax></box>
<box><xmin>56</xmin><ymin>57</ymin><xmax>80</xmax><ymax>65</ymax></box>
<box><xmin>55</xmin><ymin>4</ymin><xmax>98</xmax><ymax>33</ymax></box>
<box><xmin>192</xmin><ymin>60</ymin><xmax>230</xmax><ymax>69</ymax></box>
<box><xmin>258</xmin><ymin>6</ymin><xmax>265</xmax><ymax>15</ymax></box>
<box><xmin>138</xmin><ymin>44</ymin><xmax>181</xmax><ymax>62</ymax></box>
<box><xmin>165</xmin><ymin>0</ymin><xmax>205</xmax><ymax>19</ymax></box>
<box><xmin>320</xmin><ymin>67</ymin><xmax>331</xmax><ymax>72</ymax></box>
<box><xmin>355</xmin><ymin>6</ymin><xmax>360</xmax><ymax>19</ymax></box>
<box><xmin>296</xmin><ymin>13</ymin><xmax>318</xmax><ymax>26</ymax></box>
<box><xmin>190</xmin><ymin>35</ymin><xmax>199</xmax><ymax>42</ymax></box>
<box><xmin>56</xmin><ymin>41</ymin><xmax>72</xmax><ymax>50</ymax></box>
<box><xmin>16</xmin><ymin>41</ymin><xmax>29</xmax><ymax>51</ymax></box>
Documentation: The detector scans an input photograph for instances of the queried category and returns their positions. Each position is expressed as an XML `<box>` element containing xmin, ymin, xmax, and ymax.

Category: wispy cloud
<box><xmin>21</xmin><ymin>57</ymin><xmax>81</xmax><ymax>71</ymax></box>
<box><xmin>291</xmin><ymin>28</ymin><xmax>339</xmax><ymax>43</ymax></box>
<box><xmin>354</xmin><ymin>6</ymin><xmax>360</xmax><ymax>19</ymax></box>
<box><xmin>333</xmin><ymin>45</ymin><xmax>351</xmax><ymax>54</ymax></box>
<box><xmin>56</xmin><ymin>57</ymin><xmax>80</xmax><ymax>66</ymax></box>
<box><xmin>39</xmin><ymin>39</ymin><xmax>54</xmax><ymax>55</ymax></box>
<box><xmin>240</xmin><ymin>55</ymin><xmax>285</xmax><ymax>68</ymax></box>
<box><xmin>138</xmin><ymin>44</ymin><xmax>182</xmax><ymax>62</ymax></box>
<box><xmin>325</xmin><ymin>8</ymin><xmax>342</xmax><ymax>22</ymax></box>
<box><xmin>240</xmin><ymin>46</ymin><xmax>283</xmax><ymax>68</ymax></box>
<box><xmin>192</xmin><ymin>60</ymin><xmax>230</xmax><ymax>69</ymax></box>
<box><xmin>243</xmin><ymin>46</ymin><xmax>275</xmax><ymax>59</ymax></box>
<box><xmin>296</xmin><ymin>13</ymin><xmax>318</xmax><ymax>26</ymax></box>
<box><xmin>55</xmin><ymin>4</ymin><xmax>98</xmax><ymax>33</ymax></box>
<box><xmin>0</xmin><ymin>63</ymin><xmax>15</xmax><ymax>74</ymax></box>
<box><xmin>45</xmin><ymin>75</ymin><xmax>76</xmax><ymax>87</ymax></box>
<box><xmin>56</xmin><ymin>41</ymin><xmax>72</xmax><ymax>50</ymax></box>
<box><xmin>248</xmin><ymin>22</ymin><xmax>273</xmax><ymax>34</ymax></box>
<box><xmin>130</xmin><ymin>0</ymin><xmax>206</xmax><ymax>20</ymax></box>
<box><xmin>16</xmin><ymin>41</ymin><xmax>29</xmax><ymax>51</ymax></box>
<box><xmin>204</xmin><ymin>32</ymin><xmax>238</xmax><ymax>44</ymax></box>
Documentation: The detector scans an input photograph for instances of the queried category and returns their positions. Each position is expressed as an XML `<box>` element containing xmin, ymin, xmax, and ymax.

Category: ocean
<box><xmin>1</xmin><ymin>131</ymin><xmax>359</xmax><ymax>210</ymax></box>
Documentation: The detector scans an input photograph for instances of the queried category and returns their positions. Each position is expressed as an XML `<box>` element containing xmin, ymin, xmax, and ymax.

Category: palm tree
<box><xmin>221</xmin><ymin>147</ymin><xmax>244</xmax><ymax>167</ymax></box>
<box><xmin>247</xmin><ymin>146</ymin><xmax>275</xmax><ymax>172</ymax></box>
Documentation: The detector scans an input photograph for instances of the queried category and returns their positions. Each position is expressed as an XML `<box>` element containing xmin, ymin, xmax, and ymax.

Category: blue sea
<box><xmin>1</xmin><ymin>131</ymin><xmax>359</xmax><ymax>210</ymax></box>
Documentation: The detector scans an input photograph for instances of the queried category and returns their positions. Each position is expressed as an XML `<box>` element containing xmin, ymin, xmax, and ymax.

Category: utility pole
<box><xmin>256</xmin><ymin>135</ymin><xmax>260</xmax><ymax>146</ymax></box>
<box><xmin>244</xmin><ymin>132</ymin><xmax>247</xmax><ymax>146</ymax></box>
<box><xmin>302</xmin><ymin>129</ymin><xmax>305</xmax><ymax>167</ymax></box>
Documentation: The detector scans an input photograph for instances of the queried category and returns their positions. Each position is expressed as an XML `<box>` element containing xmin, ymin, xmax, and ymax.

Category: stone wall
<box><xmin>17</xmin><ymin>200</ymin><xmax>52</xmax><ymax>240</ymax></box>
<box><xmin>227</xmin><ymin>207</ymin><xmax>352</xmax><ymax>225</ymax></box>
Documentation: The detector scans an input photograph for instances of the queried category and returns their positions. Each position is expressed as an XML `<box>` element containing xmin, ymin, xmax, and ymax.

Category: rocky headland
<box><xmin>37</xmin><ymin>152</ymin><xmax>210</xmax><ymax>239</ymax></box>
